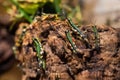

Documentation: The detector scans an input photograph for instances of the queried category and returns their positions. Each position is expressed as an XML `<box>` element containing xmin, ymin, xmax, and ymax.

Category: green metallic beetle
<box><xmin>92</xmin><ymin>26</ymin><xmax>100</xmax><ymax>49</ymax></box>
<box><xmin>65</xmin><ymin>30</ymin><xmax>77</xmax><ymax>53</ymax></box>
<box><xmin>33</xmin><ymin>38</ymin><xmax>45</xmax><ymax>70</ymax></box>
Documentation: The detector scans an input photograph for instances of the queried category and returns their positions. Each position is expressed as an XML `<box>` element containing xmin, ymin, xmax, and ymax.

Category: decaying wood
<box><xmin>15</xmin><ymin>14</ymin><xmax>120</xmax><ymax>80</ymax></box>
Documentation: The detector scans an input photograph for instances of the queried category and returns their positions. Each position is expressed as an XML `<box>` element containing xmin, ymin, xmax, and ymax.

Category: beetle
<box><xmin>66</xmin><ymin>18</ymin><xmax>91</xmax><ymax>48</ymax></box>
<box><xmin>32</xmin><ymin>38</ymin><xmax>45</xmax><ymax>69</ymax></box>
<box><xmin>66</xmin><ymin>18</ymin><xmax>89</xmax><ymax>43</ymax></box>
<box><xmin>65</xmin><ymin>30</ymin><xmax>77</xmax><ymax>53</ymax></box>
<box><xmin>92</xmin><ymin>26</ymin><xmax>100</xmax><ymax>50</ymax></box>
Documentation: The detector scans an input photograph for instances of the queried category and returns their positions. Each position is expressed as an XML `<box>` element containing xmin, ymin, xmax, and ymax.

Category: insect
<box><xmin>19</xmin><ymin>26</ymin><xmax>27</xmax><ymax>44</ymax></box>
<box><xmin>92</xmin><ymin>26</ymin><xmax>100</xmax><ymax>50</ymax></box>
<box><xmin>65</xmin><ymin>30</ymin><xmax>77</xmax><ymax>53</ymax></box>
<box><xmin>41</xmin><ymin>13</ymin><xmax>59</xmax><ymax>21</ymax></box>
<box><xmin>32</xmin><ymin>38</ymin><xmax>45</xmax><ymax>69</ymax></box>
<box><xmin>15</xmin><ymin>26</ymin><xmax>27</xmax><ymax>51</ymax></box>
<box><xmin>66</xmin><ymin>18</ymin><xmax>89</xmax><ymax>42</ymax></box>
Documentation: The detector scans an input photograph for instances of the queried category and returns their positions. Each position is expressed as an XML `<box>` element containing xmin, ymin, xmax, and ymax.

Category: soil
<box><xmin>15</xmin><ymin>14</ymin><xmax>120</xmax><ymax>80</ymax></box>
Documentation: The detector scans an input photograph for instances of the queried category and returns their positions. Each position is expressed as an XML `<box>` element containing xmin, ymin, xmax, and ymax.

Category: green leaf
<box><xmin>53</xmin><ymin>0</ymin><xmax>61</xmax><ymax>14</ymax></box>
<box><xmin>10</xmin><ymin>0</ymin><xmax>33</xmax><ymax>23</ymax></box>
<box><xmin>19</xmin><ymin>3</ymin><xmax>44</xmax><ymax>15</ymax></box>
